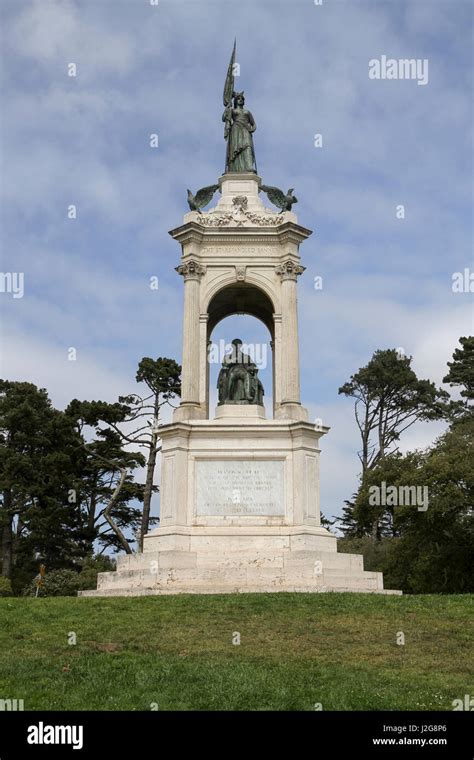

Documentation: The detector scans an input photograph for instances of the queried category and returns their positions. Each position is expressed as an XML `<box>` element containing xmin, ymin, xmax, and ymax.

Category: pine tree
<box><xmin>0</xmin><ymin>380</ymin><xmax>85</xmax><ymax>578</ymax></box>
<box><xmin>443</xmin><ymin>336</ymin><xmax>474</xmax><ymax>421</ymax></box>
<box><xmin>65</xmin><ymin>406</ymin><xmax>147</xmax><ymax>555</ymax></box>
<box><xmin>338</xmin><ymin>496</ymin><xmax>363</xmax><ymax>537</ymax></box>
<box><xmin>338</xmin><ymin>349</ymin><xmax>448</xmax><ymax>538</ymax></box>
<box><xmin>67</xmin><ymin>356</ymin><xmax>181</xmax><ymax>552</ymax></box>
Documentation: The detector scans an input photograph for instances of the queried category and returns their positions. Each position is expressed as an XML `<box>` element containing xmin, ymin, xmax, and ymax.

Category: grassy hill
<box><xmin>0</xmin><ymin>593</ymin><xmax>472</xmax><ymax>711</ymax></box>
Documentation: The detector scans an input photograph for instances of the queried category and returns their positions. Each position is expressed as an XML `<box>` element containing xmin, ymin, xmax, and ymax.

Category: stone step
<box><xmin>115</xmin><ymin>549</ymin><xmax>365</xmax><ymax>574</ymax></box>
<box><xmin>95</xmin><ymin>565</ymin><xmax>383</xmax><ymax>594</ymax></box>
<box><xmin>284</xmin><ymin>551</ymin><xmax>364</xmax><ymax>571</ymax></box>
<box><xmin>80</xmin><ymin>584</ymin><xmax>401</xmax><ymax>597</ymax></box>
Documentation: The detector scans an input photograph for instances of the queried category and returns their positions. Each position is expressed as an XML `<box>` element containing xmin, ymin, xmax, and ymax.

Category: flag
<box><xmin>223</xmin><ymin>39</ymin><xmax>236</xmax><ymax>107</ymax></box>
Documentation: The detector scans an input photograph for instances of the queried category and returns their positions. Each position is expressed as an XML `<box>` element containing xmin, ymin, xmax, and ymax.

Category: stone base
<box><xmin>173</xmin><ymin>403</ymin><xmax>207</xmax><ymax>422</ymax></box>
<box><xmin>79</xmin><ymin>527</ymin><xmax>401</xmax><ymax>597</ymax></box>
<box><xmin>275</xmin><ymin>402</ymin><xmax>309</xmax><ymax>422</ymax></box>
<box><xmin>215</xmin><ymin>404</ymin><xmax>266</xmax><ymax>420</ymax></box>
<box><xmin>80</xmin><ymin>417</ymin><xmax>401</xmax><ymax>597</ymax></box>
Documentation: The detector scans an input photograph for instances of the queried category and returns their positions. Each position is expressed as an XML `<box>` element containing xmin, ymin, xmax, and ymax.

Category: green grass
<box><xmin>0</xmin><ymin>593</ymin><xmax>472</xmax><ymax>711</ymax></box>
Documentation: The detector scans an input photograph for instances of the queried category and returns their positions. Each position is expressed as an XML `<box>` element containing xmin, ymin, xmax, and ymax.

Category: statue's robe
<box><xmin>225</xmin><ymin>109</ymin><xmax>256</xmax><ymax>173</ymax></box>
<box><xmin>228</xmin><ymin>366</ymin><xmax>248</xmax><ymax>401</ymax></box>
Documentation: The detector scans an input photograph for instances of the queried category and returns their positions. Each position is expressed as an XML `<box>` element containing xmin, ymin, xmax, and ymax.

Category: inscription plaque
<box><xmin>196</xmin><ymin>459</ymin><xmax>284</xmax><ymax>516</ymax></box>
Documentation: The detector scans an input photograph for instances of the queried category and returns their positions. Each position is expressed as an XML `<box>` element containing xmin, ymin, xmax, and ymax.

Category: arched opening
<box><xmin>206</xmin><ymin>284</ymin><xmax>276</xmax><ymax>419</ymax></box>
<box><xmin>207</xmin><ymin>283</ymin><xmax>275</xmax><ymax>336</ymax></box>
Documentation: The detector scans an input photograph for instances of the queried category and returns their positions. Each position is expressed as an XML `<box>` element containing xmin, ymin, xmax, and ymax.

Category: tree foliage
<box><xmin>0</xmin><ymin>381</ymin><xmax>86</xmax><ymax>578</ymax></box>
<box><xmin>442</xmin><ymin>336</ymin><xmax>474</xmax><ymax>421</ymax></box>
<box><xmin>339</xmin><ymin>349</ymin><xmax>448</xmax><ymax>475</ymax></box>
<box><xmin>69</xmin><ymin>357</ymin><xmax>181</xmax><ymax>552</ymax></box>
<box><xmin>337</xmin><ymin>339</ymin><xmax>474</xmax><ymax>592</ymax></box>
<box><xmin>340</xmin><ymin>418</ymin><xmax>473</xmax><ymax>593</ymax></box>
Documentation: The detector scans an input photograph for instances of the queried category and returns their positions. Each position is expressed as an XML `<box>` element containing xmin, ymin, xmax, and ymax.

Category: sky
<box><xmin>1</xmin><ymin>0</ymin><xmax>473</xmax><ymax>529</ymax></box>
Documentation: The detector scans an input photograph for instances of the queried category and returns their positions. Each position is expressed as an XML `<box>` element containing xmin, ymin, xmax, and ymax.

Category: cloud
<box><xmin>8</xmin><ymin>0</ymin><xmax>138</xmax><ymax>74</ymax></box>
<box><xmin>1</xmin><ymin>327</ymin><xmax>131</xmax><ymax>409</ymax></box>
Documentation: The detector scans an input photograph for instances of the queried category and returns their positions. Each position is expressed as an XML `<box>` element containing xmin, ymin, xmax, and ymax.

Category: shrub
<box><xmin>22</xmin><ymin>569</ymin><xmax>81</xmax><ymax>597</ymax></box>
<box><xmin>10</xmin><ymin>567</ymin><xmax>34</xmax><ymax>597</ymax></box>
<box><xmin>21</xmin><ymin>557</ymin><xmax>117</xmax><ymax>596</ymax></box>
<box><xmin>338</xmin><ymin>536</ymin><xmax>393</xmax><ymax>572</ymax></box>
<box><xmin>0</xmin><ymin>577</ymin><xmax>13</xmax><ymax>597</ymax></box>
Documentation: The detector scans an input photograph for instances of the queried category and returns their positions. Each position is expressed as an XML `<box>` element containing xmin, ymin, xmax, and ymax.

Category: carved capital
<box><xmin>275</xmin><ymin>260</ymin><xmax>305</xmax><ymax>281</ymax></box>
<box><xmin>175</xmin><ymin>259</ymin><xmax>206</xmax><ymax>280</ymax></box>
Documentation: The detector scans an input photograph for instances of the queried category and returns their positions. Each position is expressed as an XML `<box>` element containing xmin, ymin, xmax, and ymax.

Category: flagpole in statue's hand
<box><xmin>222</xmin><ymin>40</ymin><xmax>236</xmax><ymax>158</ymax></box>
<box><xmin>223</xmin><ymin>38</ymin><xmax>236</xmax><ymax>109</ymax></box>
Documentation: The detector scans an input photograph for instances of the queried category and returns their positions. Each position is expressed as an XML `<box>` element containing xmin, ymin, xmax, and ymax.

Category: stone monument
<box><xmin>81</xmin><ymin>44</ymin><xmax>399</xmax><ymax>596</ymax></box>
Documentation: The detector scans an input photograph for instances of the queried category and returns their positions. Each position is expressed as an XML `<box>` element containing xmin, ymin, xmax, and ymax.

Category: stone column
<box><xmin>174</xmin><ymin>259</ymin><xmax>206</xmax><ymax>420</ymax></box>
<box><xmin>272</xmin><ymin>318</ymin><xmax>282</xmax><ymax>414</ymax></box>
<box><xmin>275</xmin><ymin>259</ymin><xmax>306</xmax><ymax>420</ymax></box>
<box><xmin>199</xmin><ymin>318</ymin><xmax>210</xmax><ymax>414</ymax></box>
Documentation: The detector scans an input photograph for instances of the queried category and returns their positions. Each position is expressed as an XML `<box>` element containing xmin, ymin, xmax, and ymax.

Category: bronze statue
<box><xmin>260</xmin><ymin>185</ymin><xmax>298</xmax><ymax>212</ymax></box>
<box><xmin>222</xmin><ymin>41</ymin><xmax>257</xmax><ymax>174</ymax></box>
<box><xmin>217</xmin><ymin>339</ymin><xmax>264</xmax><ymax>406</ymax></box>
<box><xmin>187</xmin><ymin>185</ymin><xmax>219</xmax><ymax>213</ymax></box>
<box><xmin>217</xmin><ymin>364</ymin><xmax>229</xmax><ymax>404</ymax></box>
<box><xmin>248</xmin><ymin>366</ymin><xmax>264</xmax><ymax>405</ymax></box>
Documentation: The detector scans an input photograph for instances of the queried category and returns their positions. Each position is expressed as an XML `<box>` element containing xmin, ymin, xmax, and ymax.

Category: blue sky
<box><xmin>1</xmin><ymin>0</ymin><xmax>472</xmax><ymax>526</ymax></box>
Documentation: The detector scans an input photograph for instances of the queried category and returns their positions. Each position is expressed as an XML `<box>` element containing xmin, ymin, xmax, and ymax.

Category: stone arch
<box><xmin>206</xmin><ymin>281</ymin><xmax>276</xmax><ymax>337</ymax></box>
<box><xmin>205</xmin><ymin>282</ymin><xmax>276</xmax><ymax>418</ymax></box>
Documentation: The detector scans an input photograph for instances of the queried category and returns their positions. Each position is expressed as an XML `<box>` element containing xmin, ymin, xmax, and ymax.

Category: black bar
<box><xmin>0</xmin><ymin>711</ymin><xmax>472</xmax><ymax>757</ymax></box>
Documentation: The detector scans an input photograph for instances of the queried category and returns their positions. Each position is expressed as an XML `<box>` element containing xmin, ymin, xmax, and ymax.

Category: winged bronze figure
<box><xmin>187</xmin><ymin>184</ymin><xmax>219</xmax><ymax>213</ymax></box>
<box><xmin>260</xmin><ymin>185</ymin><xmax>298</xmax><ymax>212</ymax></box>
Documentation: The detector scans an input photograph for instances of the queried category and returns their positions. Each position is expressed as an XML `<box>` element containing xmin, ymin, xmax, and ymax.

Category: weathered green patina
<box><xmin>222</xmin><ymin>41</ymin><xmax>257</xmax><ymax>174</ymax></box>
<box><xmin>217</xmin><ymin>339</ymin><xmax>264</xmax><ymax>406</ymax></box>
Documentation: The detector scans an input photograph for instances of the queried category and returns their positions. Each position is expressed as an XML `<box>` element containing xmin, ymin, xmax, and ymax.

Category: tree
<box><xmin>134</xmin><ymin>357</ymin><xmax>181</xmax><ymax>550</ymax></box>
<box><xmin>338</xmin><ymin>340</ymin><xmax>473</xmax><ymax>590</ymax></box>
<box><xmin>319</xmin><ymin>511</ymin><xmax>336</xmax><ymax>531</ymax></box>
<box><xmin>340</xmin><ymin>418</ymin><xmax>473</xmax><ymax>593</ymax></box>
<box><xmin>0</xmin><ymin>381</ymin><xmax>85</xmax><ymax>579</ymax></box>
<box><xmin>443</xmin><ymin>336</ymin><xmax>474</xmax><ymax>420</ymax></box>
<box><xmin>350</xmin><ymin>450</ymin><xmax>425</xmax><ymax>539</ymax></box>
<box><xmin>338</xmin><ymin>496</ymin><xmax>366</xmax><ymax>538</ymax></box>
<box><xmin>443</xmin><ymin>336</ymin><xmax>474</xmax><ymax>399</ymax></box>
<box><xmin>66</xmin><ymin>418</ymin><xmax>146</xmax><ymax>556</ymax></box>
<box><xmin>385</xmin><ymin>418</ymin><xmax>473</xmax><ymax>592</ymax></box>
<box><xmin>339</xmin><ymin>349</ymin><xmax>448</xmax><ymax>476</ymax></box>
<box><xmin>68</xmin><ymin>357</ymin><xmax>181</xmax><ymax>552</ymax></box>
<box><xmin>339</xmin><ymin>349</ymin><xmax>448</xmax><ymax>538</ymax></box>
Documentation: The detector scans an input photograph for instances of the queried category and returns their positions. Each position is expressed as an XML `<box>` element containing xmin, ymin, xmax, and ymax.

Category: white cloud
<box><xmin>9</xmin><ymin>0</ymin><xmax>137</xmax><ymax>74</ymax></box>
<box><xmin>1</xmin><ymin>328</ymin><xmax>130</xmax><ymax>410</ymax></box>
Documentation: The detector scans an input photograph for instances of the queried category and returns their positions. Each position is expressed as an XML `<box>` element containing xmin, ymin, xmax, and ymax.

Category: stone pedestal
<box><xmin>214</xmin><ymin>404</ymin><xmax>265</xmax><ymax>420</ymax></box>
<box><xmin>81</xmin><ymin>417</ymin><xmax>399</xmax><ymax>596</ymax></box>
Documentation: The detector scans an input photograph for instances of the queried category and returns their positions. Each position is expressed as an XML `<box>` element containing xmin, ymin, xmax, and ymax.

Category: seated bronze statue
<box><xmin>217</xmin><ymin>339</ymin><xmax>264</xmax><ymax>406</ymax></box>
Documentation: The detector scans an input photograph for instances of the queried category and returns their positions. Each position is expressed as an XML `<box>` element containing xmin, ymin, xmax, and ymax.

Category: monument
<box><xmin>81</xmin><ymin>44</ymin><xmax>399</xmax><ymax>596</ymax></box>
